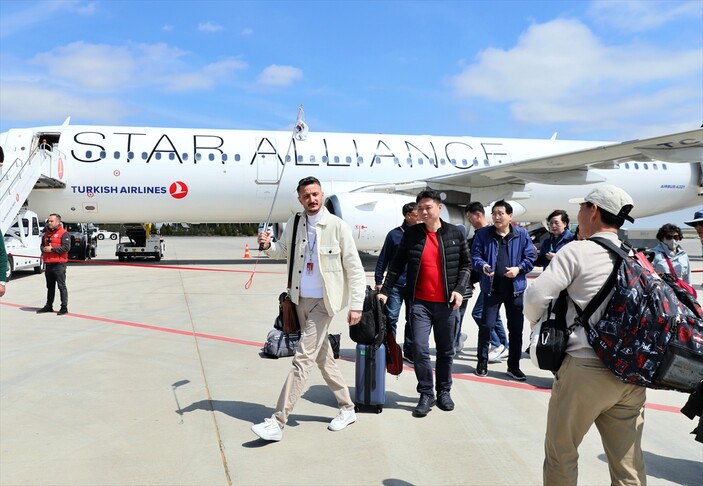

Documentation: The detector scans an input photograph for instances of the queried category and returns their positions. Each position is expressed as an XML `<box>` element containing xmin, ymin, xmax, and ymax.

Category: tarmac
<box><xmin>1</xmin><ymin>236</ymin><xmax>702</xmax><ymax>486</ymax></box>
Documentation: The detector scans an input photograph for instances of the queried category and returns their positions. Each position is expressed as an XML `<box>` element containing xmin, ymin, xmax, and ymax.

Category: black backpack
<box><xmin>350</xmin><ymin>286</ymin><xmax>387</xmax><ymax>348</ymax></box>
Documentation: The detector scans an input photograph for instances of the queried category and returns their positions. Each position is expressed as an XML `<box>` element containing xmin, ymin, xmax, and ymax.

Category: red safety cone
<box><xmin>243</xmin><ymin>244</ymin><xmax>251</xmax><ymax>258</ymax></box>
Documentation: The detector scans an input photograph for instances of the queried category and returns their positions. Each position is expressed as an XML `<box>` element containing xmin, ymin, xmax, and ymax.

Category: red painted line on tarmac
<box><xmin>1</xmin><ymin>301</ymin><xmax>685</xmax><ymax>414</ymax></box>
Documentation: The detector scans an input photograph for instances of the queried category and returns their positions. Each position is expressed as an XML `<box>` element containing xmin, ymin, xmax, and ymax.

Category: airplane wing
<box><xmin>352</xmin><ymin>128</ymin><xmax>703</xmax><ymax>200</ymax></box>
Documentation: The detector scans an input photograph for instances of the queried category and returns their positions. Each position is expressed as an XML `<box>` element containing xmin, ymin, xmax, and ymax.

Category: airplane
<box><xmin>1</xmin><ymin>118</ymin><xmax>701</xmax><ymax>251</ymax></box>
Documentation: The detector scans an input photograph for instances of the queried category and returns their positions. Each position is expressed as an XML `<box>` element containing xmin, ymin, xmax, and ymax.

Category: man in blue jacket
<box><xmin>374</xmin><ymin>202</ymin><xmax>417</xmax><ymax>358</ymax></box>
<box><xmin>472</xmin><ymin>200</ymin><xmax>535</xmax><ymax>379</ymax></box>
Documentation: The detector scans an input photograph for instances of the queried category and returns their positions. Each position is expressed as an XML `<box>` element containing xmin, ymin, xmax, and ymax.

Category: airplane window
<box><xmin>429</xmin><ymin>158</ymin><xmax>435</xmax><ymax>166</ymax></box>
<box><xmin>473</xmin><ymin>158</ymin><xmax>478</xmax><ymax>166</ymax></box>
<box><xmin>100</xmin><ymin>151</ymin><xmax>106</xmax><ymax>159</ymax></box>
<box><xmin>374</xmin><ymin>156</ymin><xmax>381</xmax><ymax>165</ymax></box>
<box><xmin>322</xmin><ymin>156</ymin><xmax>328</xmax><ymax>163</ymax></box>
<box><xmin>346</xmin><ymin>156</ymin><xmax>352</xmax><ymax>164</ymax></box>
<box><xmin>483</xmin><ymin>159</ymin><xmax>489</xmax><ymax>167</ymax></box>
<box><xmin>222</xmin><ymin>154</ymin><xmax>228</xmax><ymax>162</ymax></box>
<box><xmin>334</xmin><ymin>156</ymin><xmax>340</xmax><ymax>163</ymax></box>
<box><xmin>182</xmin><ymin>153</ymin><xmax>189</xmax><ymax>161</ymax></box>
<box><xmin>235</xmin><ymin>154</ymin><xmax>240</xmax><ymax>162</ymax></box>
<box><xmin>624</xmin><ymin>163</ymin><xmax>630</xmax><ymax>169</ymax></box>
<box><xmin>128</xmin><ymin>151</ymin><xmax>134</xmax><ymax>159</ymax></box>
<box><xmin>662</xmin><ymin>163</ymin><xmax>668</xmax><ymax>170</ymax></box>
<box><xmin>155</xmin><ymin>153</ymin><xmax>162</xmax><ymax>160</ymax></box>
<box><xmin>86</xmin><ymin>150</ymin><xmax>92</xmax><ymax>158</ymax></box>
<box><xmin>440</xmin><ymin>158</ymin><xmax>446</xmax><ymax>165</ymax></box>
<box><xmin>142</xmin><ymin>152</ymin><xmax>148</xmax><ymax>160</ymax></box>
<box><xmin>634</xmin><ymin>163</ymin><xmax>639</xmax><ymax>169</ymax></box>
<box><xmin>286</xmin><ymin>155</ymin><xmax>291</xmax><ymax>163</ymax></box>
<box><xmin>208</xmin><ymin>154</ymin><xmax>215</xmax><ymax>161</ymax></box>
<box><xmin>406</xmin><ymin>157</ymin><xmax>412</xmax><ymax>166</ymax></box>
<box><xmin>462</xmin><ymin>159</ymin><xmax>468</xmax><ymax>166</ymax></box>
<box><xmin>643</xmin><ymin>163</ymin><xmax>648</xmax><ymax>170</ymax></box>
<box><xmin>298</xmin><ymin>155</ymin><xmax>303</xmax><ymax>162</ymax></box>
<box><xmin>394</xmin><ymin>157</ymin><xmax>400</xmax><ymax>166</ymax></box>
<box><xmin>114</xmin><ymin>151</ymin><xmax>120</xmax><ymax>159</ymax></box>
<box><xmin>310</xmin><ymin>155</ymin><xmax>316</xmax><ymax>162</ymax></box>
<box><xmin>653</xmin><ymin>163</ymin><xmax>658</xmax><ymax>170</ymax></box>
<box><xmin>357</xmin><ymin>156</ymin><xmax>364</xmax><ymax>165</ymax></box>
<box><xmin>195</xmin><ymin>153</ymin><xmax>202</xmax><ymax>161</ymax></box>
<box><xmin>169</xmin><ymin>153</ymin><xmax>175</xmax><ymax>160</ymax></box>
<box><xmin>450</xmin><ymin>159</ymin><xmax>456</xmax><ymax>166</ymax></box>
<box><xmin>418</xmin><ymin>159</ymin><xmax>424</xmax><ymax>165</ymax></box>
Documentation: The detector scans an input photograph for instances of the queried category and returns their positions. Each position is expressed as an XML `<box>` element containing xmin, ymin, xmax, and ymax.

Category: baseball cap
<box><xmin>569</xmin><ymin>184</ymin><xmax>635</xmax><ymax>223</ymax></box>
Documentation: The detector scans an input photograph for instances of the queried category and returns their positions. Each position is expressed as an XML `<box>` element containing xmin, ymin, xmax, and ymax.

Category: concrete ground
<box><xmin>1</xmin><ymin>236</ymin><xmax>701</xmax><ymax>486</ymax></box>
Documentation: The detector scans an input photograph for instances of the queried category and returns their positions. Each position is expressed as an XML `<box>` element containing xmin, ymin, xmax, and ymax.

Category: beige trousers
<box><xmin>544</xmin><ymin>354</ymin><xmax>647</xmax><ymax>486</ymax></box>
<box><xmin>273</xmin><ymin>297</ymin><xmax>354</xmax><ymax>426</ymax></box>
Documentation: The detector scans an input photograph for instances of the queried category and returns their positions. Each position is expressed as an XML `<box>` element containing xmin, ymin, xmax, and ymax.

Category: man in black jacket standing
<box><xmin>380</xmin><ymin>190</ymin><xmax>471</xmax><ymax>417</ymax></box>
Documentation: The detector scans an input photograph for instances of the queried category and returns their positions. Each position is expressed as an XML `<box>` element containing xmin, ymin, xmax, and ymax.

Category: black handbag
<box><xmin>277</xmin><ymin>214</ymin><xmax>301</xmax><ymax>334</ymax></box>
<box><xmin>535</xmin><ymin>289</ymin><xmax>571</xmax><ymax>372</ymax></box>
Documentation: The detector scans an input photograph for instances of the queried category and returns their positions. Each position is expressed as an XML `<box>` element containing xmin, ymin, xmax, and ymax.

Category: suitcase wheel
<box><xmin>375</xmin><ymin>406</ymin><xmax>383</xmax><ymax>414</ymax></box>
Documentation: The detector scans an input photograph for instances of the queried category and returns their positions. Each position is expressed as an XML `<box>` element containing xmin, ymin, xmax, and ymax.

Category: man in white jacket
<box><xmin>524</xmin><ymin>185</ymin><xmax>646</xmax><ymax>486</ymax></box>
<box><xmin>252</xmin><ymin>176</ymin><xmax>366</xmax><ymax>441</ymax></box>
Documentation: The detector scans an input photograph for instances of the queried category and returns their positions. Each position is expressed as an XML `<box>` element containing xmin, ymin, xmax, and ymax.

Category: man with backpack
<box><xmin>524</xmin><ymin>185</ymin><xmax>646</xmax><ymax>486</ymax></box>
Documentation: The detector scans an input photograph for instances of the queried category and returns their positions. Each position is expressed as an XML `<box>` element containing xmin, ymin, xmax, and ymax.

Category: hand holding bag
<box><xmin>530</xmin><ymin>289</ymin><xmax>571</xmax><ymax>372</ymax></box>
<box><xmin>277</xmin><ymin>214</ymin><xmax>301</xmax><ymax>334</ymax></box>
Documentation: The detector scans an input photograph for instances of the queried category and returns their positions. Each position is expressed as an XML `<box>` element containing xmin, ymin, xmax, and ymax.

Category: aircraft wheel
<box><xmin>97</xmin><ymin>234</ymin><xmax>105</xmax><ymax>240</ymax></box>
<box><xmin>6</xmin><ymin>256</ymin><xmax>13</xmax><ymax>280</ymax></box>
<box><xmin>34</xmin><ymin>260</ymin><xmax>45</xmax><ymax>274</ymax></box>
<box><xmin>110</xmin><ymin>234</ymin><xmax>118</xmax><ymax>240</ymax></box>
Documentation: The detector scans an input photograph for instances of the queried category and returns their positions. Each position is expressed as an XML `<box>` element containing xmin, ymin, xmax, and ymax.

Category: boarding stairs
<box><xmin>1</xmin><ymin>129</ymin><xmax>67</xmax><ymax>235</ymax></box>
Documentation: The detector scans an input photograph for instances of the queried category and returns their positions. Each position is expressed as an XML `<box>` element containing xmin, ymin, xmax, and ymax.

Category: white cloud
<box><xmin>162</xmin><ymin>24</ymin><xmax>174</xmax><ymax>32</ymax></box>
<box><xmin>588</xmin><ymin>0</ymin><xmax>703</xmax><ymax>32</ymax></box>
<box><xmin>203</xmin><ymin>58</ymin><xmax>248</xmax><ymax>77</ymax></box>
<box><xmin>198</xmin><ymin>22</ymin><xmax>223</xmax><ymax>33</ymax></box>
<box><xmin>240</xmin><ymin>28</ymin><xmax>254</xmax><ymax>36</ymax></box>
<box><xmin>257</xmin><ymin>65</ymin><xmax>303</xmax><ymax>87</ymax></box>
<box><xmin>0</xmin><ymin>0</ymin><xmax>96</xmax><ymax>38</ymax></box>
<box><xmin>0</xmin><ymin>83</ymin><xmax>131</xmax><ymax>124</ymax></box>
<box><xmin>449</xmin><ymin>18</ymin><xmax>702</xmax><ymax>135</ymax></box>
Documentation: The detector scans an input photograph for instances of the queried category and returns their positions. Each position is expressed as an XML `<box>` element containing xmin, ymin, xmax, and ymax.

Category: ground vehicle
<box><xmin>116</xmin><ymin>224</ymin><xmax>165</xmax><ymax>261</ymax></box>
<box><xmin>94</xmin><ymin>229</ymin><xmax>119</xmax><ymax>240</ymax></box>
<box><xmin>64</xmin><ymin>222</ymin><xmax>97</xmax><ymax>260</ymax></box>
<box><xmin>4</xmin><ymin>208</ymin><xmax>43</xmax><ymax>280</ymax></box>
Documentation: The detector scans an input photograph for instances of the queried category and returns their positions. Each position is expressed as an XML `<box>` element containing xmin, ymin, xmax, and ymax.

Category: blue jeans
<box><xmin>479</xmin><ymin>291</ymin><xmax>524</xmax><ymax>369</ymax></box>
<box><xmin>384</xmin><ymin>285</ymin><xmax>413</xmax><ymax>356</ymax></box>
<box><xmin>472</xmin><ymin>291</ymin><xmax>507</xmax><ymax>347</ymax></box>
<box><xmin>410</xmin><ymin>299</ymin><xmax>459</xmax><ymax>396</ymax></box>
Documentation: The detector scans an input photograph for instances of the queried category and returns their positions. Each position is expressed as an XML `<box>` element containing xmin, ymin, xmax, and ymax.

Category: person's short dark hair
<box><xmin>0</xmin><ymin>146</ymin><xmax>4</xmax><ymax>163</ymax></box>
<box><xmin>416</xmin><ymin>189</ymin><xmax>442</xmax><ymax>205</ymax></box>
<box><xmin>492</xmin><ymin>200</ymin><xmax>513</xmax><ymax>215</ymax></box>
<box><xmin>48</xmin><ymin>213</ymin><xmax>62</xmax><ymax>221</ymax></box>
<box><xmin>296</xmin><ymin>176</ymin><xmax>321</xmax><ymax>194</ymax></box>
<box><xmin>402</xmin><ymin>202</ymin><xmax>417</xmax><ymax>216</ymax></box>
<box><xmin>466</xmin><ymin>202</ymin><xmax>485</xmax><ymax>215</ymax></box>
<box><xmin>585</xmin><ymin>202</ymin><xmax>624</xmax><ymax>229</ymax></box>
<box><xmin>547</xmin><ymin>209</ymin><xmax>569</xmax><ymax>226</ymax></box>
<box><xmin>656</xmin><ymin>223</ymin><xmax>683</xmax><ymax>241</ymax></box>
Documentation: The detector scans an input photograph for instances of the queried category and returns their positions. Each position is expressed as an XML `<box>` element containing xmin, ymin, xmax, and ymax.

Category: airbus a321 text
<box><xmin>1</xmin><ymin>118</ymin><xmax>701</xmax><ymax>251</ymax></box>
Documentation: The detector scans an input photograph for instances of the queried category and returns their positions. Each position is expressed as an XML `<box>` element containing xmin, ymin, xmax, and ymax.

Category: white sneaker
<box><xmin>251</xmin><ymin>417</ymin><xmax>283</xmax><ymax>441</ymax></box>
<box><xmin>328</xmin><ymin>408</ymin><xmax>357</xmax><ymax>431</ymax></box>
<box><xmin>455</xmin><ymin>332</ymin><xmax>468</xmax><ymax>354</ymax></box>
<box><xmin>488</xmin><ymin>344</ymin><xmax>506</xmax><ymax>363</ymax></box>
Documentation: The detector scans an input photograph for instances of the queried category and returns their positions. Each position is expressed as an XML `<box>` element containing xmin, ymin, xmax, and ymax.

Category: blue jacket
<box><xmin>471</xmin><ymin>224</ymin><xmax>535</xmax><ymax>296</ymax></box>
<box><xmin>375</xmin><ymin>221</ymin><xmax>410</xmax><ymax>287</ymax></box>
<box><xmin>535</xmin><ymin>228</ymin><xmax>574</xmax><ymax>267</ymax></box>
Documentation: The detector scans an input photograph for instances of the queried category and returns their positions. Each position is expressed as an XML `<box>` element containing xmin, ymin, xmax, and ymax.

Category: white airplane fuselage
<box><xmin>1</xmin><ymin>124</ymin><xmax>700</xmax><ymax>250</ymax></box>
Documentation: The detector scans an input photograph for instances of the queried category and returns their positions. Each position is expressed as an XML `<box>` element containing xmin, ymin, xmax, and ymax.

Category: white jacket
<box><xmin>650</xmin><ymin>241</ymin><xmax>691</xmax><ymax>284</ymax></box>
<box><xmin>266</xmin><ymin>207</ymin><xmax>366</xmax><ymax>316</ymax></box>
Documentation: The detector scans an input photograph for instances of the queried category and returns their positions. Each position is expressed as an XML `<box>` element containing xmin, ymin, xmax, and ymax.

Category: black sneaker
<box><xmin>474</xmin><ymin>360</ymin><xmax>488</xmax><ymax>377</ymax></box>
<box><xmin>436</xmin><ymin>391</ymin><xmax>454</xmax><ymax>411</ymax></box>
<box><xmin>412</xmin><ymin>394</ymin><xmax>436</xmax><ymax>417</ymax></box>
<box><xmin>57</xmin><ymin>307</ymin><xmax>69</xmax><ymax>316</ymax></box>
<box><xmin>507</xmin><ymin>368</ymin><xmax>526</xmax><ymax>381</ymax></box>
<box><xmin>36</xmin><ymin>306</ymin><xmax>54</xmax><ymax>314</ymax></box>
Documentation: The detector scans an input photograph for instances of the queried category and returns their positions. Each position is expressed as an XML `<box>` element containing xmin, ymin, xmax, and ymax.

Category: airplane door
<box><xmin>254</xmin><ymin>137</ymin><xmax>281</xmax><ymax>184</ymax></box>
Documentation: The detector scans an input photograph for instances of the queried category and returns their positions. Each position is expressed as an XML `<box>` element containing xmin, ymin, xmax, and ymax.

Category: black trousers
<box><xmin>45</xmin><ymin>263</ymin><xmax>68</xmax><ymax>308</ymax></box>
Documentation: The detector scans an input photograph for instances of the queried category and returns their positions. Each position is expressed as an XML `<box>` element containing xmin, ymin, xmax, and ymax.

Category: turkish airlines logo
<box><xmin>169</xmin><ymin>181</ymin><xmax>188</xmax><ymax>199</ymax></box>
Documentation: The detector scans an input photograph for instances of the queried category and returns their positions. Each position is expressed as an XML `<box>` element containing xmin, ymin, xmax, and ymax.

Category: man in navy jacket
<box><xmin>472</xmin><ymin>200</ymin><xmax>535</xmax><ymax>379</ymax></box>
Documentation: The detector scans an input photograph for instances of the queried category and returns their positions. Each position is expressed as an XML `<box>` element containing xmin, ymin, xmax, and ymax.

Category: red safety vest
<box><xmin>42</xmin><ymin>226</ymin><xmax>69</xmax><ymax>264</ymax></box>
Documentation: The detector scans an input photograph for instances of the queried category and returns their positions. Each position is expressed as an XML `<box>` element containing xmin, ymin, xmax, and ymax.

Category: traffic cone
<box><xmin>243</xmin><ymin>244</ymin><xmax>251</xmax><ymax>258</ymax></box>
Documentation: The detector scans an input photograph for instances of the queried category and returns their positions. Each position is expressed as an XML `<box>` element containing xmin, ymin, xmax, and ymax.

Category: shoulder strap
<box><xmin>663</xmin><ymin>254</ymin><xmax>678</xmax><ymax>278</ymax></box>
<box><xmin>287</xmin><ymin>213</ymin><xmax>301</xmax><ymax>289</ymax></box>
<box><xmin>573</xmin><ymin>237</ymin><xmax>623</xmax><ymax>329</ymax></box>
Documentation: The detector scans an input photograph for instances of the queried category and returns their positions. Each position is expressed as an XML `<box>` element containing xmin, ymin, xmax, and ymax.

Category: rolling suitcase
<box><xmin>354</xmin><ymin>343</ymin><xmax>386</xmax><ymax>413</ymax></box>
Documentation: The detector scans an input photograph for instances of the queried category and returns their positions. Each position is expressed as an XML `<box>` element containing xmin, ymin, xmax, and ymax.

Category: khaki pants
<box><xmin>273</xmin><ymin>297</ymin><xmax>353</xmax><ymax>426</ymax></box>
<box><xmin>544</xmin><ymin>354</ymin><xmax>647</xmax><ymax>486</ymax></box>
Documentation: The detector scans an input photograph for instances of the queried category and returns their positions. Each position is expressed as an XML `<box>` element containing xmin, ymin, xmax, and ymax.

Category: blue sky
<box><xmin>0</xmin><ymin>0</ymin><xmax>701</xmax><ymax>141</ymax></box>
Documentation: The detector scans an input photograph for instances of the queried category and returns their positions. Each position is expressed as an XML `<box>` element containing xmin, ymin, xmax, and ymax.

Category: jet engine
<box><xmin>324</xmin><ymin>193</ymin><xmax>467</xmax><ymax>252</ymax></box>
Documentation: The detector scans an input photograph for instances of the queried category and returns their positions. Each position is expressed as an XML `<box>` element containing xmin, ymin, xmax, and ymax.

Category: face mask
<box><xmin>662</xmin><ymin>238</ymin><xmax>677</xmax><ymax>251</ymax></box>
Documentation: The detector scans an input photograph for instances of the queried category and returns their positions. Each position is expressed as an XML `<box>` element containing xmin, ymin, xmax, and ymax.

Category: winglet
<box><xmin>62</xmin><ymin>117</ymin><xmax>71</xmax><ymax>126</ymax></box>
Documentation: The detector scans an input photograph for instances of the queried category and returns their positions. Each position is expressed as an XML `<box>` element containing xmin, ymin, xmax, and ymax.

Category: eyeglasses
<box><xmin>664</xmin><ymin>234</ymin><xmax>681</xmax><ymax>240</ymax></box>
